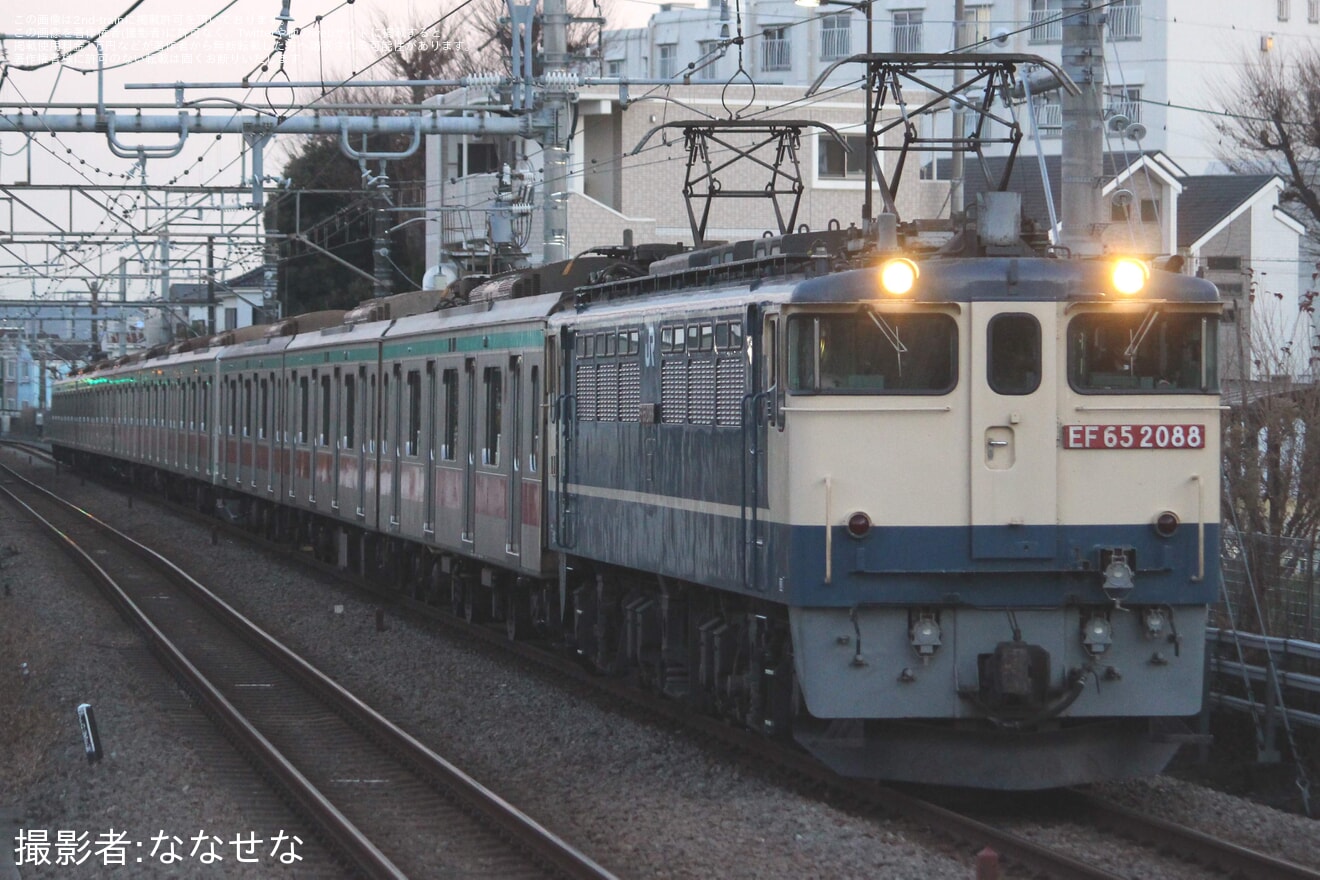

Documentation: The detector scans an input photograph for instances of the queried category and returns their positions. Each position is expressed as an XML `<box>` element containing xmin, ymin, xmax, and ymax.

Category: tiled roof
<box><xmin>1175</xmin><ymin>174</ymin><xmax>1276</xmax><ymax>249</ymax></box>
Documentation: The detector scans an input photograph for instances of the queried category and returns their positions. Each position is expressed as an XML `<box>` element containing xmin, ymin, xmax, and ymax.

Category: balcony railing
<box><xmin>1108</xmin><ymin>2</ymin><xmax>1142</xmax><ymax>40</ymax></box>
<box><xmin>892</xmin><ymin>23</ymin><xmax>922</xmax><ymax>54</ymax></box>
<box><xmin>762</xmin><ymin>38</ymin><xmax>791</xmax><ymax>71</ymax></box>
<box><xmin>1035</xmin><ymin>102</ymin><xmax>1062</xmax><ymax>137</ymax></box>
<box><xmin>1029</xmin><ymin>8</ymin><xmax>1062</xmax><ymax>43</ymax></box>
<box><xmin>821</xmin><ymin>25</ymin><xmax>851</xmax><ymax>60</ymax></box>
<box><xmin>1105</xmin><ymin>99</ymin><xmax>1142</xmax><ymax>124</ymax></box>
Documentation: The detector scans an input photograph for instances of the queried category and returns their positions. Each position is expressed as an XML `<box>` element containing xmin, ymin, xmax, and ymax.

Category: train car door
<box><xmin>423</xmin><ymin>362</ymin><xmax>437</xmax><ymax>540</ymax></box>
<box><xmin>968</xmin><ymin>302</ymin><xmax>1059</xmax><ymax>559</ymax></box>
<box><xmin>462</xmin><ymin>358</ymin><xmax>477</xmax><ymax>546</ymax></box>
<box><xmin>353</xmin><ymin>366</ymin><xmax>367</xmax><ymax>520</ymax></box>
<box><xmin>506</xmin><ymin>355</ymin><xmax>522</xmax><ymax>558</ymax></box>
<box><xmin>389</xmin><ymin>363</ymin><xmax>403</xmax><ymax>530</ymax></box>
<box><xmin>332</xmin><ymin>368</ymin><xmax>344</xmax><ymax>513</ymax></box>
<box><xmin>744</xmin><ymin>310</ymin><xmax>776</xmax><ymax>590</ymax></box>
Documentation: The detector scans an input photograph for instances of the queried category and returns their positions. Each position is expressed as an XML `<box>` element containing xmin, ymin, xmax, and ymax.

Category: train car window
<box><xmin>483</xmin><ymin>366</ymin><xmax>503</xmax><ymax>466</ymax></box>
<box><xmin>730</xmin><ymin>321</ymin><xmax>744</xmax><ymax>351</ymax></box>
<box><xmin>320</xmin><ymin>374</ymin><xmax>332</xmax><ymax>446</ymax></box>
<box><xmin>604</xmin><ymin>332</ymin><xmax>616</xmax><ymax>357</ymax></box>
<box><xmin>787</xmin><ymin>312</ymin><xmax>957</xmax><ymax>394</ymax></box>
<box><xmin>715</xmin><ymin>323</ymin><xmax>730</xmax><ymax>351</ymax></box>
<box><xmin>344</xmin><ymin>375</ymin><xmax>356</xmax><ymax>449</ymax></box>
<box><xmin>529</xmin><ymin>365</ymin><xmax>540</xmax><ymax>473</ymax></box>
<box><xmin>298</xmin><ymin>375</ymin><xmax>309</xmax><ymax>443</ymax></box>
<box><xmin>260</xmin><ymin>378</ymin><xmax>270</xmax><ymax>440</ymax></box>
<box><xmin>383</xmin><ymin>370</ymin><xmax>394</xmax><ymax>448</ymax></box>
<box><xmin>442</xmin><ymin>369</ymin><xmax>458</xmax><ymax>461</ymax></box>
<box><xmin>700</xmin><ymin>324</ymin><xmax>714</xmax><ymax>352</ymax></box>
<box><xmin>243</xmin><ymin>379</ymin><xmax>253</xmax><ymax>437</ymax></box>
<box><xmin>406</xmin><ymin>370</ymin><xmax>422</xmax><ymax>456</ymax></box>
<box><xmin>201</xmin><ymin>381</ymin><xmax>209</xmax><ymax>432</ymax></box>
<box><xmin>228</xmin><ymin>380</ymin><xmax>238</xmax><ymax>435</ymax></box>
<box><xmin>1068</xmin><ymin>311</ymin><xmax>1219</xmax><ymax>393</ymax></box>
<box><xmin>687</xmin><ymin>324</ymin><xmax>701</xmax><ymax>351</ymax></box>
<box><xmin>988</xmin><ymin>314</ymin><xmax>1041</xmax><ymax>396</ymax></box>
<box><xmin>661</xmin><ymin>326</ymin><xmax>676</xmax><ymax>353</ymax></box>
<box><xmin>368</xmin><ymin>373</ymin><xmax>378</xmax><ymax>454</ymax></box>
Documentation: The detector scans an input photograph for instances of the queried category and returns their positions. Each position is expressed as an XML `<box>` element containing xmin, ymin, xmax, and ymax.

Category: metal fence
<box><xmin>1219</xmin><ymin>527</ymin><xmax>1320</xmax><ymax>642</ymax></box>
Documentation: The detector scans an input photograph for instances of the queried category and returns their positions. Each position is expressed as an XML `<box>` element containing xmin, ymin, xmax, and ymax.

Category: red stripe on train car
<box><xmin>475</xmin><ymin>471</ymin><xmax>507</xmax><ymax>519</ymax></box>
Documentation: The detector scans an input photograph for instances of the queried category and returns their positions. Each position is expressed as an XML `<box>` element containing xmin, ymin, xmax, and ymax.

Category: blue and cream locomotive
<box><xmin>49</xmin><ymin>207</ymin><xmax>1220</xmax><ymax>788</ymax></box>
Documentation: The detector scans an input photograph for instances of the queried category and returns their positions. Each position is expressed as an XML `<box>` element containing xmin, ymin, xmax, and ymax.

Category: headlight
<box><xmin>879</xmin><ymin>258</ymin><xmax>919</xmax><ymax>296</ymax></box>
<box><xmin>1111</xmin><ymin>258</ymin><xmax>1149</xmax><ymax>296</ymax></box>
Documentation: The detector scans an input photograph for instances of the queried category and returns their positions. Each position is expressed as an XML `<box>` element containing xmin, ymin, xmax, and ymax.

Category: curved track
<box><xmin>8</xmin><ymin>443</ymin><xmax>1318</xmax><ymax>880</ymax></box>
<box><xmin>0</xmin><ymin>455</ymin><xmax>616</xmax><ymax>880</ymax></box>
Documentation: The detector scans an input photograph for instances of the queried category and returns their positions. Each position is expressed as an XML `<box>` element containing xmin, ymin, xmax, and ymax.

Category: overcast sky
<box><xmin>0</xmin><ymin>0</ymin><xmax>657</xmax><ymax>297</ymax></box>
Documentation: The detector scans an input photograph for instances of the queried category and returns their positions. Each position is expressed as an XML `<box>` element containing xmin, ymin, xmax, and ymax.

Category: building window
<box><xmin>657</xmin><ymin>43</ymin><xmax>677</xmax><ymax>79</ymax></box>
<box><xmin>821</xmin><ymin>13</ymin><xmax>851</xmax><ymax>60</ymax></box>
<box><xmin>762</xmin><ymin>27</ymin><xmax>790</xmax><ymax>70</ymax></box>
<box><xmin>1029</xmin><ymin>0</ymin><xmax>1063</xmax><ymax>43</ymax></box>
<box><xmin>1139</xmin><ymin>198</ymin><xmax>1160</xmax><ymax>222</ymax></box>
<box><xmin>1206</xmin><ymin>255</ymin><xmax>1243</xmax><ymax>271</ymax></box>
<box><xmin>1310</xmin><ymin>0</ymin><xmax>1318</xmax><ymax>23</ymax></box>
<box><xmin>606</xmin><ymin>59</ymin><xmax>623</xmax><ymax>77</ymax></box>
<box><xmin>819</xmin><ymin>133</ymin><xmax>869</xmax><ymax>179</ymax></box>
<box><xmin>697</xmin><ymin>40</ymin><xmax>720</xmax><ymax>80</ymax></box>
<box><xmin>893</xmin><ymin>10</ymin><xmax>923</xmax><ymax>52</ymax></box>
<box><xmin>462</xmin><ymin>142</ymin><xmax>500</xmax><ymax>175</ymax></box>
<box><xmin>1105</xmin><ymin>85</ymin><xmax>1142</xmax><ymax>124</ymax></box>
<box><xmin>1108</xmin><ymin>0</ymin><xmax>1141</xmax><ymax>40</ymax></box>
<box><xmin>1279</xmin><ymin>0</ymin><xmax>1291</xmax><ymax>20</ymax></box>
<box><xmin>224</xmin><ymin>307</ymin><xmax>238</xmax><ymax>331</ymax></box>
<box><xmin>958</xmin><ymin>5</ymin><xmax>992</xmax><ymax>49</ymax></box>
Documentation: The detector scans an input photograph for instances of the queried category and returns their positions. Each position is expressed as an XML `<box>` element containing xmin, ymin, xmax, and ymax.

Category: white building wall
<box><xmin>1246</xmin><ymin>195</ymin><xmax>1305</xmax><ymax>376</ymax></box>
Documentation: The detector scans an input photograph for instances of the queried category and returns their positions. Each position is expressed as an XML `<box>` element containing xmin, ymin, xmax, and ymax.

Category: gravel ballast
<box><xmin>5</xmin><ymin>450</ymin><xmax>1319</xmax><ymax>878</ymax></box>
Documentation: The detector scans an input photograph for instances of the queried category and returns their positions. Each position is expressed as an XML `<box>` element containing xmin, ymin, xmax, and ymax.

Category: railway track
<box><xmin>7</xmin><ymin>445</ymin><xmax>1318</xmax><ymax>880</ymax></box>
<box><xmin>0</xmin><ymin>456</ymin><xmax>617</xmax><ymax>880</ymax></box>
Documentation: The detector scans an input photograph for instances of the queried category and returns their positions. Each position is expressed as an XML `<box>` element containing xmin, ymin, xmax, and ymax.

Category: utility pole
<box><xmin>539</xmin><ymin>0</ymin><xmax>573</xmax><ymax>263</ymax></box>
<box><xmin>371</xmin><ymin>163</ymin><xmax>394</xmax><ymax>298</ymax></box>
<box><xmin>207</xmin><ymin>236</ymin><xmax>217</xmax><ymax>336</ymax></box>
<box><xmin>119</xmin><ymin>258</ymin><xmax>128</xmax><ymax>357</ymax></box>
<box><xmin>950</xmin><ymin>0</ymin><xmax>966</xmax><ymax>220</ymax></box>
<box><xmin>1058</xmin><ymin>0</ymin><xmax>1104</xmax><ymax>255</ymax></box>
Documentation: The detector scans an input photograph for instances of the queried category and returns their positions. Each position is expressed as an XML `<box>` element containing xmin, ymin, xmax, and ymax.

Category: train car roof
<box><xmin>790</xmin><ymin>257</ymin><xmax>1220</xmax><ymax>304</ymax></box>
<box><xmin>282</xmin><ymin>315</ymin><xmax>390</xmax><ymax>352</ymax></box>
<box><xmin>383</xmin><ymin>292</ymin><xmax>564</xmax><ymax>339</ymax></box>
<box><xmin>548</xmin><ymin>280</ymin><xmax>799</xmax><ymax>327</ymax></box>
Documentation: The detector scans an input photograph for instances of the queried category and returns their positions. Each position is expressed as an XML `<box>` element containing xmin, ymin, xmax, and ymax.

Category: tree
<box><xmin>1221</xmin><ymin>283</ymin><xmax>1320</xmax><ymax>635</ymax></box>
<box><xmin>1214</xmin><ymin>47</ymin><xmax>1320</xmax><ymax>236</ymax></box>
<box><xmin>267</xmin><ymin>12</ymin><xmax>477</xmax><ymax>315</ymax></box>
<box><xmin>1213</xmin><ymin>48</ymin><xmax>1320</xmax><ymax>635</ymax></box>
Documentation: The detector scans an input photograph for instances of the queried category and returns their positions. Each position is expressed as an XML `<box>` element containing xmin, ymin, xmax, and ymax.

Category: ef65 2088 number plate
<box><xmin>1062</xmin><ymin>424</ymin><xmax>1205</xmax><ymax>449</ymax></box>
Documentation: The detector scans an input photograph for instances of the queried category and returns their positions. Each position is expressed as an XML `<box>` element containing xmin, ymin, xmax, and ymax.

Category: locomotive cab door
<box><xmin>968</xmin><ymin>303</ymin><xmax>1059</xmax><ymax>559</ymax></box>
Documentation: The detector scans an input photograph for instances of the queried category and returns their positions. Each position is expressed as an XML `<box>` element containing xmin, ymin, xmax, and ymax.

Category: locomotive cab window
<box><xmin>1069</xmin><ymin>311</ymin><xmax>1218</xmax><ymax>393</ymax></box>
<box><xmin>787</xmin><ymin>311</ymin><xmax>957</xmax><ymax>394</ymax></box>
<box><xmin>988</xmin><ymin>314</ymin><xmax>1041</xmax><ymax>395</ymax></box>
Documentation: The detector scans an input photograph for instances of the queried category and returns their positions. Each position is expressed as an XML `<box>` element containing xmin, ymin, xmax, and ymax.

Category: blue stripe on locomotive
<box><xmin>555</xmin><ymin>474</ymin><xmax>1220</xmax><ymax>608</ymax></box>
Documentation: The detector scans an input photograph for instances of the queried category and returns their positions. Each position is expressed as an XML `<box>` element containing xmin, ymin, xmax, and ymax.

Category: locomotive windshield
<box><xmin>787</xmin><ymin>312</ymin><xmax>957</xmax><ymax>394</ymax></box>
<box><xmin>1068</xmin><ymin>310</ymin><xmax>1218</xmax><ymax>393</ymax></box>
